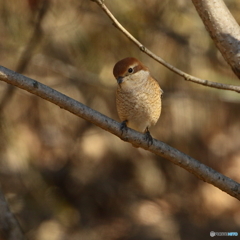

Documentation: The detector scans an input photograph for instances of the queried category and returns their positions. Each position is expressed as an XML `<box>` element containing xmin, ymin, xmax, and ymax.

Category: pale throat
<box><xmin>120</xmin><ymin>69</ymin><xmax>149</xmax><ymax>91</ymax></box>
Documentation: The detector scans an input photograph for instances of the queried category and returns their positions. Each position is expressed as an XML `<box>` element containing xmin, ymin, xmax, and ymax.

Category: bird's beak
<box><xmin>117</xmin><ymin>76</ymin><xmax>123</xmax><ymax>85</ymax></box>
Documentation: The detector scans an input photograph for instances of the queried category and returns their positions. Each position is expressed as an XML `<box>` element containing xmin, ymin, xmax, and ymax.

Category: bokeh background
<box><xmin>0</xmin><ymin>0</ymin><xmax>240</xmax><ymax>239</ymax></box>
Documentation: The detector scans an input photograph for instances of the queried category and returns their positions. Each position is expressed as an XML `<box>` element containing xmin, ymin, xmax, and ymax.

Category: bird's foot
<box><xmin>120</xmin><ymin>120</ymin><xmax>128</xmax><ymax>135</ymax></box>
<box><xmin>144</xmin><ymin>128</ymin><xmax>153</xmax><ymax>146</ymax></box>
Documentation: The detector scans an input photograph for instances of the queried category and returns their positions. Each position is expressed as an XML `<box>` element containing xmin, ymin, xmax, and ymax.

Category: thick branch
<box><xmin>192</xmin><ymin>0</ymin><xmax>240</xmax><ymax>79</ymax></box>
<box><xmin>91</xmin><ymin>0</ymin><xmax>240</xmax><ymax>93</ymax></box>
<box><xmin>0</xmin><ymin>66</ymin><xmax>240</xmax><ymax>200</ymax></box>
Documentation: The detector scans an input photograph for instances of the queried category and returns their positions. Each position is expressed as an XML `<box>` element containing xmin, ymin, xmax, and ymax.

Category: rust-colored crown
<box><xmin>113</xmin><ymin>57</ymin><xmax>148</xmax><ymax>79</ymax></box>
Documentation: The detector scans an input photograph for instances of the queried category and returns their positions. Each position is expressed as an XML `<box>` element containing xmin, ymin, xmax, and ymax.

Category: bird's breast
<box><xmin>116</xmin><ymin>77</ymin><xmax>162</xmax><ymax>132</ymax></box>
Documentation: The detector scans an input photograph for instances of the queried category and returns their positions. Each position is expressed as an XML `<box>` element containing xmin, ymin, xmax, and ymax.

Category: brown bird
<box><xmin>113</xmin><ymin>57</ymin><xmax>163</xmax><ymax>144</ymax></box>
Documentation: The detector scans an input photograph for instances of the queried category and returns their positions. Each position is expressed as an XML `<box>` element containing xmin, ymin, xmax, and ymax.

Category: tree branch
<box><xmin>91</xmin><ymin>0</ymin><xmax>240</xmax><ymax>93</ymax></box>
<box><xmin>0</xmin><ymin>65</ymin><xmax>240</xmax><ymax>200</ymax></box>
<box><xmin>192</xmin><ymin>0</ymin><xmax>240</xmax><ymax>79</ymax></box>
<box><xmin>0</xmin><ymin>0</ymin><xmax>50</xmax><ymax>112</ymax></box>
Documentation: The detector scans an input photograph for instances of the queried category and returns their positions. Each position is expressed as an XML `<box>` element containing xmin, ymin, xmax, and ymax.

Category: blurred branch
<box><xmin>0</xmin><ymin>66</ymin><xmax>240</xmax><ymax>200</ymax></box>
<box><xmin>0</xmin><ymin>187</ymin><xmax>25</xmax><ymax>240</ymax></box>
<box><xmin>32</xmin><ymin>54</ymin><xmax>112</xmax><ymax>89</ymax></box>
<box><xmin>16</xmin><ymin>0</ymin><xmax>50</xmax><ymax>73</ymax></box>
<box><xmin>91</xmin><ymin>0</ymin><xmax>240</xmax><ymax>93</ymax></box>
<box><xmin>192</xmin><ymin>0</ymin><xmax>240</xmax><ymax>79</ymax></box>
<box><xmin>0</xmin><ymin>0</ymin><xmax>50</xmax><ymax>112</ymax></box>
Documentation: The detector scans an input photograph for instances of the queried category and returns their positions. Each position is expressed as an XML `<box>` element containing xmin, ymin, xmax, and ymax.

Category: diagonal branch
<box><xmin>91</xmin><ymin>0</ymin><xmax>240</xmax><ymax>93</ymax></box>
<box><xmin>192</xmin><ymin>0</ymin><xmax>240</xmax><ymax>79</ymax></box>
<box><xmin>0</xmin><ymin>65</ymin><xmax>240</xmax><ymax>200</ymax></box>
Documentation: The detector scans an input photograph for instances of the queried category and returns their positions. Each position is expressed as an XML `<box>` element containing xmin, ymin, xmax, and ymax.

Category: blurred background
<box><xmin>0</xmin><ymin>0</ymin><xmax>240</xmax><ymax>239</ymax></box>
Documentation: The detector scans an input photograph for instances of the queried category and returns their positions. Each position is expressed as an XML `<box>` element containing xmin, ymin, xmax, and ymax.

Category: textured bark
<box><xmin>0</xmin><ymin>66</ymin><xmax>240</xmax><ymax>200</ymax></box>
<box><xmin>192</xmin><ymin>0</ymin><xmax>240</xmax><ymax>79</ymax></box>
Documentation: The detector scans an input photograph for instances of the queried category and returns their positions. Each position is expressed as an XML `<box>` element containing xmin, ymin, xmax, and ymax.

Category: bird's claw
<box><xmin>144</xmin><ymin>128</ymin><xmax>153</xmax><ymax>146</ymax></box>
<box><xmin>120</xmin><ymin>120</ymin><xmax>128</xmax><ymax>135</ymax></box>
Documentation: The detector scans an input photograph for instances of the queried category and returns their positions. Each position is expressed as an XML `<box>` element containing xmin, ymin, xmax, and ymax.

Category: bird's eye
<box><xmin>128</xmin><ymin>67</ymin><xmax>134</xmax><ymax>73</ymax></box>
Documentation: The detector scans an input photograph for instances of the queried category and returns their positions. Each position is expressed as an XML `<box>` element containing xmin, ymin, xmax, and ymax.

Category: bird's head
<box><xmin>113</xmin><ymin>57</ymin><xmax>149</xmax><ymax>88</ymax></box>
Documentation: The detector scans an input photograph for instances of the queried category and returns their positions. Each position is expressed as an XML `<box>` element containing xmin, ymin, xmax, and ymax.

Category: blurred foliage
<box><xmin>0</xmin><ymin>0</ymin><xmax>240</xmax><ymax>239</ymax></box>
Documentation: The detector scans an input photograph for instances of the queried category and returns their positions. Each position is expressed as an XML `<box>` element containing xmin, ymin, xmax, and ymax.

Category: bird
<box><xmin>113</xmin><ymin>57</ymin><xmax>163</xmax><ymax>145</ymax></box>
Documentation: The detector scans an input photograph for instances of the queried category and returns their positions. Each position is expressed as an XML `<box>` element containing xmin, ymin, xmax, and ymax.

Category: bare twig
<box><xmin>91</xmin><ymin>0</ymin><xmax>240</xmax><ymax>93</ymax></box>
<box><xmin>0</xmin><ymin>65</ymin><xmax>239</xmax><ymax>200</ymax></box>
<box><xmin>0</xmin><ymin>187</ymin><xmax>25</xmax><ymax>240</ymax></box>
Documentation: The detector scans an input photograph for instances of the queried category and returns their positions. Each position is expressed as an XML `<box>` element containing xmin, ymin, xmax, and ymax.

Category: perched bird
<box><xmin>113</xmin><ymin>57</ymin><xmax>163</xmax><ymax>144</ymax></box>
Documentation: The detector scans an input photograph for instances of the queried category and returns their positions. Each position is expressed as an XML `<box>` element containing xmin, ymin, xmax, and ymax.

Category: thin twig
<box><xmin>91</xmin><ymin>0</ymin><xmax>240</xmax><ymax>93</ymax></box>
<box><xmin>0</xmin><ymin>65</ymin><xmax>239</xmax><ymax>200</ymax></box>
